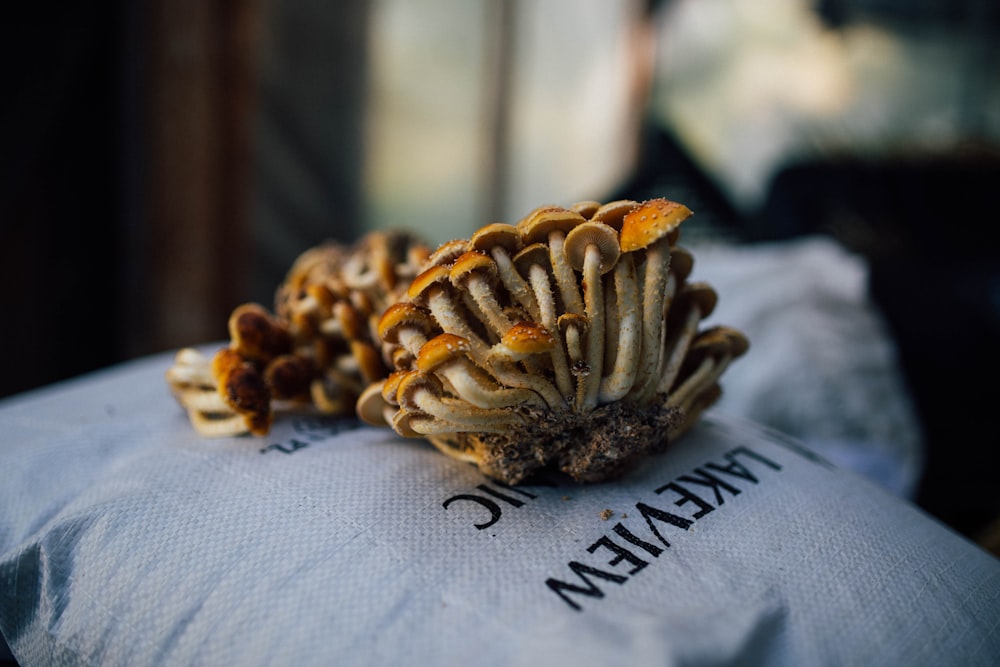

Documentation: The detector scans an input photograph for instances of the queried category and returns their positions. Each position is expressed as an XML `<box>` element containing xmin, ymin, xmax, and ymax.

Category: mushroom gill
<box><xmin>365</xmin><ymin>198</ymin><xmax>749</xmax><ymax>484</ymax></box>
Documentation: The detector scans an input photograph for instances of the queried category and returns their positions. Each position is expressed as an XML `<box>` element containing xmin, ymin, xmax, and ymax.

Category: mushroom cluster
<box><xmin>166</xmin><ymin>230</ymin><xmax>432</xmax><ymax>436</ymax></box>
<box><xmin>360</xmin><ymin>198</ymin><xmax>748</xmax><ymax>484</ymax></box>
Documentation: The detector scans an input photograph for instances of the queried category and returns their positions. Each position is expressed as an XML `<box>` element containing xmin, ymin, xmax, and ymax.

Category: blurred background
<box><xmin>2</xmin><ymin>0</ymin><xmax>998</xmax><ymax>544</ymax></box>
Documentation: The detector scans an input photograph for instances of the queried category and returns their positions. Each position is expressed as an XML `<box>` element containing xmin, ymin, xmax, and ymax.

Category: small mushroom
<box><xmin>417</xmin><ymin>333</ymin><xmax>542</xmax><ymax>409</ymax></box>
<box><xmin>228</xmin><ymin>303</ymin><xmax>292</xmax><ymax>363</ymax></box>
<box><xmin>469</xmin><ymin>223</ymin><xmax>538</xmax><ymax>320</ymax></box>
<box><xmin>394</xmin><ymin>371</ymin><xmax>526</xmax><ymax>432</ymax></box>
<box><xmin>377</xmin><ymin>302</ymin><xmax>438</xmax><ymax>361</ymax></box>
<box><xmin>666</xmin><ymin>326</ymin><xmax>748</xmax><ymax>418</ymax></box>
<box><xmin>657</xmin><ymin>281</ymin><xmax>718</xmax><ymax>397</ymax></box>
<box><xmin>212</xmin><ymin>348</ymin><xmax>273</xmax><ymax>436</ymax></box>
<box><xmin>563</xmin><ymin>221</ymin><xmax>620</xmax><ymax>411</ymax></box>
<box><xmin>449</xmin><ymin>251</ymin><xmax>513</xmax><ymax>337</ymax></box>
<box><xmin>408</xmin><ymin>264</ymin><xmax>491</xmax><ymax>358</ymax></box>
<box><xmin>517</xmin><ymin>206</ymin><xmax>587</xmax><ymax>315</ymax></box>
<box><xmin>557</xmin><ymin>313</ymin><xmax>590</xmax><ymax>366</ymax></box>
<box><xmin>486</xmin><ymin>322</ymin><xmax>567</xmax><ymax>410</ymax></box>
<box><xmin>356</xmin><ymin>380</ymin><xmax>393</xmax><ymax>427</ymax></box>
<box><xmin>425</xmin><ymin>238</ymin><xmax>470</xmax><ymax>267</ymax></box>
<box><xmin>513</xmin><ymin>242</ymin><xmax>574</xmax><ymax>398</ymax></box>
<box><xmin>619</xmin><ymin>198</ymin><xmax>692</xmax><ymax>401</ymax></box>
<box><xmin>167</xmin><ymin>229</ymin><xmax>432</xmax><ymax>437</ymax></box>
<box><xmin>598</xmin><ymin>252</ymin><xmax>642</xmax><ymax>403</ymax></box>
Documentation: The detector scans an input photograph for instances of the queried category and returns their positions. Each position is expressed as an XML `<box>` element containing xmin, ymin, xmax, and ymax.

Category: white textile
<box><xmin>0</xmin><ymin>350</ymin><xmax>997</xmax><ymax>666</ymax></box>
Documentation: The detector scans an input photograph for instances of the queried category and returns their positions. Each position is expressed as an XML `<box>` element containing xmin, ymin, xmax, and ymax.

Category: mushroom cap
<box><xmin>391</xmin><ymin>409</ymin><xmax>425</xmax><ymax>438</ymax></box>
<box><xmin>557</xmin><ymin>312</ymin><xmax>590</xmax><ymax>335</ymax></box>
<box><xmin>228</xmin><ymin>303</ymin><xmax>291</xmax><ymax>362</ymax></box>
<box><xmin>212</xmin><ymin>348</ymin><xmax>272</xmax><ymax>435</ymax></box>
<box><xmin>517</xmin><ymin>206</ymin><xmax>587</xmax><ymax>245</ymax></box>
<box><xmin>569</xmin><ymin>200</ymin><xmax>602</xmax><ymax>218</ymax></box>
<box><xmin>356</xmin><ymin>380</ymin><xmax>390</xmax><ymax>426</ymax></box>
<box><xmin>407</xmin><ymin>264</ymin><xmax>451</xmax><ymax>301</ymax></box>
<box><xmin>332</xmin><ymin>301</ymin><xmax>366</xmax><ymax>341</ymax></box>
<box><xmin>305</xmin><ymin>283</ymin><xmax>337</xmax><ymax>311</ymax></box>
<box><xmin>470</xmin><ymin>223</ymin><xmax>522</xmax><ymax>255</ymax></box>
<box><xmin>498</xmin><ymin>321</ymin><xmax>557</xmax><ymax>356</ymax></box>
<box><xmin>695</xmin><ymin>325</ymin><xmax>750</xmax><ymax>358</ymax></box>
<box><xmin>350</xmin><ymin>340</ymin><xmax>387</xmax><ymax>384</ymax></box>
<box><xmin>619</xmin><ymin>198</ymin><xmax>692</xmax><ymax>252</ymax></box>
<box><xmin>670</xmin><ymin>246</ymin><xmax>695</xmax><ymax>284</ymax></box>
<box><xmin>416</xmin><ymin>333</ymin><xmax>474</xmax><ymax>372</ymax></box>
<box><xmin>264</xmin><ymin>354</ymin><xmax>316</xmax><ymax>400</ymax></box>
<box><xmin>377</xmin><ymin>302</ymin><xmax>436</xmax><ymax>345</ymax></box>
<box><xmin>673</xmin><ymin>281</ymin><xmax>719</xmax><ymax>320</ymax></box>
<box><xmin>588</xmin><ymin>199</ymin><xmax>638</xmax><ymax>231</ymax></box>
<box><xmin>563</xmin><ymin>221</ymin><xmax>621</xmax><ymax>274</ymax></box>
<box><xmin>512</xmin><ymin>242</ymin><xmax>552</xmax><ymax>278</ymax></box>
<box><xmin>382</xmin><ymin>369</ymin><xmax>409</xmax><ymax>405</ymax></box>
<box><xmin>449</xmin><ymin>251</ymin><xmax>498</xmax><ymax>287</ymax></box>
<box><xmin>426</xmin><ymin>239</ymin><xmax>469</xmax><ymax>267</ymax></box>
<box><xmin>395</xmin><ymin>370</ymin><xmax>445</xmax><ymax>412</ymax></box>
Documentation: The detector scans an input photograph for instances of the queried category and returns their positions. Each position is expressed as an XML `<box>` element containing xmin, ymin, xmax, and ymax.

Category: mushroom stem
<box><xmin>464</xmin><ymin>275</ymin><xmax>513</xmax><ymax>337</ymax></box>
<box><xmin>396</xmin><ymin>328</ymin><xmax>429</xmax><ymax>358</ymax></box>
<box><xmin>526</xmin><ymin>264</ymin><xmax>574</xmax><ymax>399</ymax></box>
<box><xmin>599</xmin><ymin>254</ymin><xmax>641</xmax><ymax>403</ymax></box>
<box><xmin>410</xmin><ymin>388</ymin><xmax>527</xmax><ymax>429</ymax></box>
<box><xmin>629</xmin><ymin>240</ymin><xmax>672</xmax><ymax>400</ymax></box>
<box><xmin>189</xmin><ymin>412</ymin><xmax>251</xmax><ymax>437</ymax></box>
<box><xmin>564</xmin><ymin>321</ymin><xmax>586</xmax><ymax>364</ymax></box>
<box><xmin>548</xmin><ymin>231</ymin><xmax>585</xmax><ymax>315</ymax></box>
<box><xmin>486</xmin><ymin>357</ymin><xmax>568</xmax><ymax>411</ymax></box>
<box><xmin>491</xmin><ymin>248</ymin><xmax>540</xmax><ymax>321</ymax></box>
<box><xmin>395</xmin><ymin>372</ymin><xmax>528</xmax><ymax>431</ymax></box>
<box><xmin>578</xmin><ymin>244</ymin><xmax>606</xmax><ymax>412</ymax></box>
<box><xmin>426</xmin><ymin>289</ymin><xmax>491</xmax><ymax>360</ymax></box>
<box><xmin>656</xmin><ymin>300</ymin><xmax>701</xmax><ymax>396</ymax></box>
<box><xmin>666</xmin><ymin>355</ymin><xmax>715</xmax><ymax>411</ymax></box>
<box><xmin>175</xmin><ymin>385</ymin><xmax>231</xmax><ymax>413</ymax></box>
<box><xmin>666</xmin><ymin>383</ymin><xmax>722</xmax><ymax>442</ymax></box>
<box><xmin>437</xmin><ymin>358</ymin><xmax>546</xmax><ymax>409</ymax></box>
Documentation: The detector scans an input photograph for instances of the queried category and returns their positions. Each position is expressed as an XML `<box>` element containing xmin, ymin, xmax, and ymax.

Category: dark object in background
<box><xmin>0</xmin><ymin>3</ymin><xmax>123</xmax><ymax>400</ymax></box>
<box><xmin>753</xmin><ymin>147</ymin><xmax>1000</xmax><ymax>540</ymax></box>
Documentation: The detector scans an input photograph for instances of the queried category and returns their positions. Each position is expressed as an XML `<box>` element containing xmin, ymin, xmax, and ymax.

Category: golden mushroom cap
<box><xmin>416</xmin><ymin>333</ymin><xmax>474</xmax><ymax>372</ymax></box>
<box><xmin>449</xmin><ymin>251</ymin><xmax>499</xmax><ymax>287</ymax></box>
<box><xmin>587</xmin><ymin>199</ymin><xmax>638</xmax><ymax>231</ymax></box>
<box><xmin>470</xmin><ymin>223</ymin><xmax>522</xmax><ymax>255</ymax></box>
<box><xmin>407</xmin><ymin>264</ymin><xmax>452</xmax><ymax>301</ymax></box>
<box><xmin>512</xmin><ymin>242</ymin><xmax>552</xmax><ymax>277</ymax></box>
<box><xmin>426</xmin><ymin>239</ymin><xmax>469</xmax><ymax>268</ymax></box>
<box><xmin>228</xmin><ymin>303</ymin><xmax>292</xmax><ymax>363</ymax></box>
<box><xmin>619</xmin><ymin>197</ymin><xmax>692</xmax><ymax>252</ymax></box>
<box><xmin>517</xmin><ymin>206</ymin><xmax>587</xmax><ymax>244</ymax></box>
<box><xmin>377</xmin><ymin>302</ymin><xmax>435</xmax><ymax>345</ymax></box>
<box><xmin>497</xmin><ymin>322</ymin><xmax>557</xmax><ymax>357</ymax></box>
